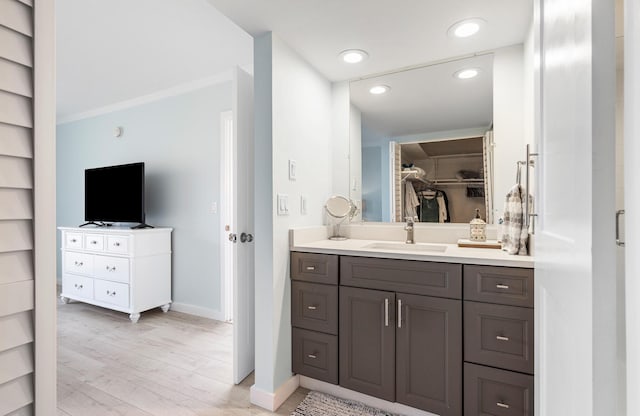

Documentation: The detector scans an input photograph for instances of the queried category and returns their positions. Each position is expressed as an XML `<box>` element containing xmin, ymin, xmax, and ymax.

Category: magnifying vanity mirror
<box><xmin>325</xmin><ymin>195</ymin><xmax>358</xmax><ymax>240</ymax></box>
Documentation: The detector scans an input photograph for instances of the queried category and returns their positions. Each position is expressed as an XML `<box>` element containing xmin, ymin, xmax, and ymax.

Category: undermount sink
<box><xmin>363</xmin><ymin>242</ymin><xmax>448</xmax><ymax>253</ymax></box>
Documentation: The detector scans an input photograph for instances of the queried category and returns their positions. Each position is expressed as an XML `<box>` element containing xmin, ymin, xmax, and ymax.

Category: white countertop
<box><xmin>291</xmin><ymin>238</ymin><xmax>534</xmax><ymax>268</ymax></box>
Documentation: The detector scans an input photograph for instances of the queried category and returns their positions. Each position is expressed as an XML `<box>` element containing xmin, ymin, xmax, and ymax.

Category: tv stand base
<box><xmin>131</xmin><ymin>223</ymin><xmax>154</xmax><ymax>229</ymax></box>
<box><xmin>79</xmin><ymin>221</ymin><xmax>105</xmax><ymax>227</ymax></box>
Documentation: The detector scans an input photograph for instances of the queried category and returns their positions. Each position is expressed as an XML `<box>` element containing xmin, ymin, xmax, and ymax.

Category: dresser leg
<box><xmin>60</xmin><ymin>295</ymin><xmax>70</xmax><ymax>304</ymax></box>
<box><xmin>129</xmin><ymin>313</ymin><xmax>141</xmax><ymax>323</ymax></box>
<box><xmin>160</xmin><ymin>303</ymin><xmax>171</xmax><ymax>313</ymax></box>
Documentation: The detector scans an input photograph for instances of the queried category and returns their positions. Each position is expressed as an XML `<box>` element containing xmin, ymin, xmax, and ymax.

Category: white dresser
<box><xmin>58</xmin><ymin>226</ymin><xmax>173</xmax><ymax>323</ymax></box>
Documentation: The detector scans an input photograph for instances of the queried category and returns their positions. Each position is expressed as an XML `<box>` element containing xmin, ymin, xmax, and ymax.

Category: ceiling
<box><xmin>350</xmin><ymin>54</ymin><xmax>493</xmax><ymax>138</ymax></box>
<box><xmin>207</xmin><ymin>0</ymin><xmax>532</xmax><ymax>82</ymax></box>
<box><xmin>56</xmin><ymin>0</ymin><xmax>253</xmax><ymax>120</ymax></box>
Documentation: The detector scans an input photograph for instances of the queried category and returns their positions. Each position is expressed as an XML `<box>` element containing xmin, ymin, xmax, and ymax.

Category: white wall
<box><xmin>253</xmin><ymin>32</ymin><xmax>334</xmax><ymax>398</ymax></box>
<box><xmin>493</xmin><ymin>45</ymin><xmax>526</xmax><ymax>222</ymax></box>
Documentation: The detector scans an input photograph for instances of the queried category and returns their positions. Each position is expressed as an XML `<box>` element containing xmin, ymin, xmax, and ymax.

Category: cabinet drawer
<box><xmin>94</xmin><ymin>279</ymin><xmax>129</xmax><ymax>308</ymax></box>
<box><xmin>62</xmin><ymin>275</ymin><xmax>94</xmax><ymax>300</ymax></box>
<box><xmin>291</xmin><ymin>252</ymin><xmax>338</xmax><ymax>284</ymax></box>
<box><xmin>106</xmin><ymin>235</ymin><xmax>129</xmax><ymax>254</ymax></box>
<box><xmin>464</xmin><ymin>302</ymin><xmax>534</xmax><ymax>374</ymax></box>
<box><xmin>65</xmin><ymin>232</ymin><xmax>83</xmax><ymax>249</ymax></box>
<box><xmin>464</xmin><ymin>265</ymin><xmax>534</xmax><ymax>307</ymax></box>
<box><xmin>341</xmin><ymin>256</ymin><xmax>462</xmax><ymax>299</ymax></box>
<box><xmin>64</xmin><ymin>252</ymin><xmax>94</xmax><ymax>276</ymax></box>
<box><xmin>464</xmin><ymin>363</ymin><xmax>533</xmax><ymax>416</ymax></box>
<box><xmin>292</xmin><ymin>328</ymin><xmax>338</xmax><ymax>384</ymax></box>
<box><xmin>84</xmin><ymin>234</ymin><xmax>105</xmax><ymax>251</ymax></box>
<box><xmin>94</xmin><ymin>255</ymin><xmax>130</xmax><ymax>284</ymax></box>
<box><xmin>292</xmin><ymin>281</ymin><xmax>338</xmax><ymax>335</ymax></box>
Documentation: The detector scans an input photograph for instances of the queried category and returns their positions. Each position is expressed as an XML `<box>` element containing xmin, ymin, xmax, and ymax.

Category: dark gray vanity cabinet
<box><xmin>339</xmin><ymin>256</ymin><xmax>463</xmax><ymax>416</ymax></box>
<box><xmin>463</xmin><ymin>265</ymin><xmax>535</xmax><ymax>416</ymax></box>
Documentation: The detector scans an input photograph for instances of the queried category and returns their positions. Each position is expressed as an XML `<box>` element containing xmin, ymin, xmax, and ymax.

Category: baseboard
<box><xmin>250</xmin><ymin>374</ymin><xmax>300</xmax><ymax>411</ymax></box>
<box><xmin>299</xmin><ymin>376</ymin><xmax>437</xmax><ymax>416</ymax></box>
<box><xmin>169</xmin><ymin>302</ymin><xmax>225</xmax><ymax>322</ymax></box>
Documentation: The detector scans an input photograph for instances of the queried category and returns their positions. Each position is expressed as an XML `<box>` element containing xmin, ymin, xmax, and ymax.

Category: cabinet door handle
<box><xmin>496</xmin><ymin>284</ymin><xmax>510</xmax><ymax>289</ymax></box>
<box><xmin>496</xmin><ymin>335</ymin><xmax>510</xmax><ymax>341</ymax></box>
<box><xmin>397</xmin><ymin>299</ymin><xmax>403</xmax><ymax>328</ymax></box>
<box><xmin>307</xmin><ymin>305</ymin><xmax>317</xmax><ymax>310</ymax></box>
<box><xmin>305</xmin><ymin>266</ymin><xmax>316</xmax><ymax>271</ymax></box>
<box><xmin>496</xmin><ymin>402</ymin><xmax>510</xmax><ymax>409</ymax></box>
<box><xmin>307</xmin><ymin>353</ymin><xmax>317</xmax><ymax>359</ymax></box>
<box><xmin>384</xmin><ymin>298</ymin><xmax>389</xmax><ymax>327</ymax></box>
<box><xmin>617</xmin><ymin>209</ymin><xmax>625</xmax><ymax>246</ymax></box>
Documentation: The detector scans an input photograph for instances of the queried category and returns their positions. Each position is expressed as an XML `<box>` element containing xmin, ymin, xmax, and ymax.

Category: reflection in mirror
<box><xmin>325</xmin><ymin>195</ymin><xmax>357</xmax><ymax>240</ymax></box>
<box><xmin>352</xmin><ymin>55</ymin><xmax>494</xmax><ymax>223</ymax></box>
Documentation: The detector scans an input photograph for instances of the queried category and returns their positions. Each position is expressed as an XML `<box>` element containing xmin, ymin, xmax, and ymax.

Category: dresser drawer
<box><xmin>292</xmin><ymin>328</ymin><xmax>338</xmax><ymax>384</ymax></box>
<box><xmin>106</xmin><ymin>235</ymin><xmax>129</xmax><ymax>254</ymax></box>
<box><xmin>292</xmin><ymin>281</ymin><xmax>338</xmax><ymax>335</ymax></box>
<box><xmin>464</xmin><ymin>265</ymin><xmax>534</xmax><ymax>307</ymax></box>
<box><xmin>291</xmin><ymin>252</ymin><xmax>338</xmax><ymax>284</ymax></box>
<box><xmin>94</xmin><ymin>279</ymin><xmax>129</xmax><ymax>308</ymax></box>
<box><xmin>65</xmin><ymin>232</ymin><xmax>83</xmax><ymax>249</ymax></box>
<box><xmin>84</xmin><ymin>234</ymin><xmax>105</xmax><ymax>251</ymax></box>
<box><xmin>464</xmin><ymin>301</ymin><xmax>534</xmax><ymax>374</ymax></box>
<box><xmin>94</xmin><ymin>255</ymin><xmax>130</xmax><ymax>283</ymax></box>
<box><xmin>464</xmin><ymin>363</ymin><xmax>533</xmax><ymax>416</ymax></box>
<box><xmin>64</xmin><ymin>252</ymin><xmax>94</xmax><ymax>276</ymax></box>
<box><xmin>62</xmin><ymin>275</ymin><xmax>94</xmax><ymax>300</ymax></box>
<box><xmin>341</xmin><ymin>256</ymin><xmax>462</xmax><ymax>299</ymax></box>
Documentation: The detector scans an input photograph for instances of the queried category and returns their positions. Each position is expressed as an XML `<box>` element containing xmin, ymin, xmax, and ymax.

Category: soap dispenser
<box><xmin>470</xmin><ymin>208</ymin><xmax>487</xmax><ymax>242</ymax></box>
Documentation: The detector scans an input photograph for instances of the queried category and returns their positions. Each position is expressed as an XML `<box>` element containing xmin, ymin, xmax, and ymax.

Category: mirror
<box><xmin>348</xmin><ymin>19</ymin><xmax>534</xmax><ymax>225</ymax></box>
<box><xmin>325</xmin><ymin>195</ymin><xmax>357</xmax><ymax>240</ymax></box>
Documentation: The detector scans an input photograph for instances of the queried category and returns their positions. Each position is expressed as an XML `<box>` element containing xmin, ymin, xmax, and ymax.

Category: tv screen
<box><xmin>85</xmin><ymin>162</ymin><xmax>145</xmax><ymax>223</ymax></box>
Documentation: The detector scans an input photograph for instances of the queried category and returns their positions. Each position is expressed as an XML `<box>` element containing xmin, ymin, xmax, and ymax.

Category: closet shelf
<box><xmin>431</xmin><ymin>178</ymin><xmax>484</xmax><ymax>185</ymax></box>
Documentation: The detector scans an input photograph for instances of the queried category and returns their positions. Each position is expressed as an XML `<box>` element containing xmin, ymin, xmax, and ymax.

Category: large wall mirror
<box><xmin>349</xmin><ymin>29</ymin><xmax>535</xmax><ymax>225</ymax></box>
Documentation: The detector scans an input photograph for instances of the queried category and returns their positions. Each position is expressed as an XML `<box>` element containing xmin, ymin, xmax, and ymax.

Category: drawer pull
<box><xmin>70</xmin><ymin>239</ymin><xmax>77</xmax><ymax>243</ymax></box>
<box><xmin>106</xmin><ymin>290</ymin><xmax>116</xmax><ymax>296</ymax></box>
<box><xmin>114</xmin><ymin>242</ymin><xmax>121</xmax><ymax>247</ymax></box>
<box><xmin>307</xmin><ymin>305</ymin><xmax>317</xmax><ymax>310</ymax></box>
<box><xmin>496</xmin><ymin>335</ymin><xmax>510</xmax><ymax>342</ymax></box>
<box><xmin>74</xmin><ymin>284</ymin><xmax>83</xmax><ymax>289</ymax></box>
<box><xmin>90</xmin><ymin>240</ymin><xmax>97</xmax><ymax>245</ymax></box>
<box><xmin>496</xmin><ymin>284</ymin><xmax>510</xmax><ymax>289</ymax></box>
<box><xmin>105</xmin><ymin>266</ymin><xmax>116</xmax><ymax>272</ymax></box>
<box><xmin>307</xmin><ymin>354</ymin><xmax>317</xmax><ymax>359</ymax></box>
<box><xmin>496</xmin><ymin>402</ymin><xmax>510</xmax><ymax>409</ymax></box>
<box><xmin>74</xmin><ymin>261</ymin><xmax>84</xmax><ymax>266</ymax></box>
<box><xmin>305</xmin><ymin>266</ymin><xmax>316</xmax><ymax>271</ymax></box>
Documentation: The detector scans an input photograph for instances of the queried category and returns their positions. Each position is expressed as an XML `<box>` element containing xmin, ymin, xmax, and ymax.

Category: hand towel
<box><xmin>501</xmin><ymin>184</ymin><xmax>530</xmax><ymax>255</ymax></box>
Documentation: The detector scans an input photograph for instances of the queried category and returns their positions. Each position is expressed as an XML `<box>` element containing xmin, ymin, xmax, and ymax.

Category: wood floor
<box><xmin>57</xmin><ymin>298</ymin><xmax>308</xmax><ymax>415</ymax></box>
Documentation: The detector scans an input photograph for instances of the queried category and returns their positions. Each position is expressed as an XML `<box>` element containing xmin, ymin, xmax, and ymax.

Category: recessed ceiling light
<box><xmin>447</xmin><ymin>18</ymin><xmax>486</xmax><ymax>38</ymax></box>
<box><xmin>340</xmin><ymin>49</ymin><xmax>369</xmax><ymax>64</ymax></box>
<box><xmin>369</xmin><ymin>85</ymin><xmax>390</xmax><ymax>95</ymax></box>
<box><xmin>454</xmin><ymin>68</ymin><xmax>480</xmax><ymax>79</ymax></box>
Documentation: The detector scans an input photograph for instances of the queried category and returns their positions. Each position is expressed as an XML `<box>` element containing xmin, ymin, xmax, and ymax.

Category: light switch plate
<box><xmin>289</xmin><ymin>160</ymin><xmax>297</xmax><ymax>181</ymax></box>
<box><xmin>277</xmin><ymin>194</ymin><xmax>289</xmax><ymax>216</ymax></box>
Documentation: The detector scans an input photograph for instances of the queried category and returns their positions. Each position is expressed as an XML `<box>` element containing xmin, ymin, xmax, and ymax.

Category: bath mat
<box><xmin>291</xmin><ymin>391</ymin><xmax>402</xmax><ymax>416</ymax></box>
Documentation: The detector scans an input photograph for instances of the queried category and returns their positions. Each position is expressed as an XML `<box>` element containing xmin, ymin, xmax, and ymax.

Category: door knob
<box><xmin>240</xmin><ymin>233</ymin><xmax>254</xmax><ymax>243</ymax></box>
<box><xmin>228</xmin><ymin>233</ymin><xmax>237</xmax><ymax>243</ymax></box>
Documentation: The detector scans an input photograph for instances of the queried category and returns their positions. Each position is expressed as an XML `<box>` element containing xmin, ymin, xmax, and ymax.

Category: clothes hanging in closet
<box><xmin>418</xmin><ymin>189</ymin><xmax>450</xmax><ymax>223</ymax></box>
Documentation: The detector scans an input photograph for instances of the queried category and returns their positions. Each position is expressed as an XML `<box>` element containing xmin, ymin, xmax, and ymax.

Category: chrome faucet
<box><xmin>404</xmin><ymin>217</ymin><xmax>415</xmax><ymax>244</ymax></box>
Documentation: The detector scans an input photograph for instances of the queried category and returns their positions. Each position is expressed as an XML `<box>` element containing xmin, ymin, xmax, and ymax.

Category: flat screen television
<box><xmin>84</xmin><ymin>162</ymin><xmax>149</xmax><ymax>228</ymax></box>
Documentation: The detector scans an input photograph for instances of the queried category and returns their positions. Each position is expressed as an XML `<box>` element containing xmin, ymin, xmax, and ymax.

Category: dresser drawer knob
<box><xmin>496</xmin><ymin>284</ymin><xmax>510</xmax><ymax>289</ymax></box>
<box><xmin>74</xmin><ymin>261</ymin><xmax>83</xmax><ymax>266</ymax></box>
<box><xmin>105</xmin><ymin>266</ymin><xmax>116</xmax><ymax>272</ymax></box>
<box><xmin>307</xmin><ymin>353</ymin><xmax>317</xmax><ymax>359</ymax></box>
<box><xmin>74</xmin><ymin>283</ymin><xmax>83</xmax><ymax>289</ymax></box>
<box><xmin>114</xmin><ymin>242</ymin><xmax>121</xmax><ymax>247</ymax></box>
<box><xmin>307</xmin><ymin>305</ymin><xmax>317</xmax><ymax>310</ymax></box>
<box><xmin>305</xmin><ymin>266</ymin><xmax>316</xmax><ymax>271</ymax></box>
<box><xmin>70</xmin><ymin>239</ymin><xmax>77</xmax><ymax>243</ymax></box>
<box><xmin>496</xmin><ymin>335</ymin><xmax>510</xmax><ymax>342</ymax></box>
<box><xmin>106</xmin><ymin>290</ymin><xmax>116</xmax><ymax>296</ymax></box>
<box><xmin>91</xmin><ymin>240</ymin><xmax>97</xmax><ymax>245</ymax></box>
<box><xmin>496</xmin><ymin>402</ymin><xmax>510</xmax><ymax>409</ymax></box>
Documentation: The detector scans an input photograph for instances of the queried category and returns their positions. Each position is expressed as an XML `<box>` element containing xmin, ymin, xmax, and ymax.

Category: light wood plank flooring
<box><xmin>57</xmin><ymin>297</ymin><xmax>308</xmax><ymax>415</ymax></box>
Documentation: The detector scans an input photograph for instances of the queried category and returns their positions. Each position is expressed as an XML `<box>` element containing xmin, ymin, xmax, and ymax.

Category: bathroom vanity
<box><xmin>290</xmin><ymin>236</ymin><xmax>534</xmax><ymax>416</ymax></box>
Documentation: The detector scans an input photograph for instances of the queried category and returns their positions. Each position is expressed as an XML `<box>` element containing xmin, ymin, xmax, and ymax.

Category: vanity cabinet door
<box><xmin>339</xmin><ymin>286</ymin><xmax>396</xmax><ymax>402</ymax></box>
<box><xmin>396</xmin><ymin>293</ymin><xmax>462</xmax><ymax>416</ymax></box>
